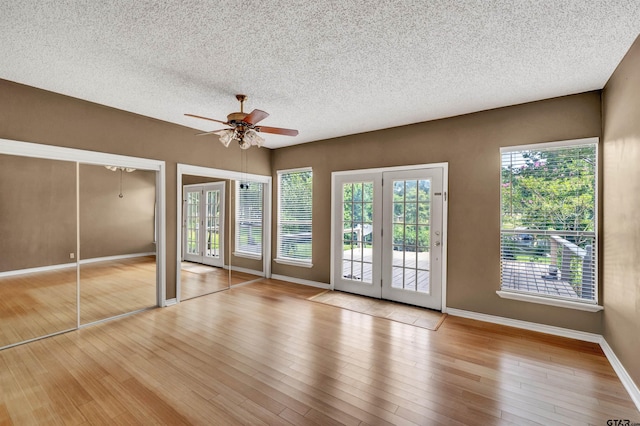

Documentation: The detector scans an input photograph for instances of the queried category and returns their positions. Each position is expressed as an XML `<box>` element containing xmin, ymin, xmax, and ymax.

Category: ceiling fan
<box><xmin>185</xmin><ymin>94</ymin><xmax>298</xmax><ymax>149</ymax></box>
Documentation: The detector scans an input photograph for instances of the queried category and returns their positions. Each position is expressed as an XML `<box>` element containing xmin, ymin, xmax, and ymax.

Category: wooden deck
<box><xmin>501</xmin><ymin>260</ymin><xmax>578</xmax><ymax>298</ymax></box>
<box><xmin>342</xmin><ymin>248</ymin><xmax>431</xmax><ymax>292</ymax></box>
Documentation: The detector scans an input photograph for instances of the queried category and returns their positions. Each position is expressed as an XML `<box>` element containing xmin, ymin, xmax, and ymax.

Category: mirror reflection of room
<box><xmin>0</xmin><ymin>156</ymin><xmax>159</xmax><ymax>348</ymax></box>
<box><xmin>0</xmin><ymin>154</ymin><xmax>77</xmax><ymax>349</ymax></box>
<box><xmin>180</xmin><ymin>175</ymin><xmax>264</xmax><ymax>301</ymax></box>
<box><xmin>181</xmin><ymin>175</ymin><xmax>230</xmax><ymax>300</ymax></box>
<box><xmin>79</xmin><ymin>164</ymin><xmax>158</xmax><ymax>324</ymax></box>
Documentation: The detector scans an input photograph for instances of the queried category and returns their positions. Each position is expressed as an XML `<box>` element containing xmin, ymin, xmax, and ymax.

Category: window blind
<box><xmin>277</xmin><ymin>169</ymin><xmax>312</xmax><ymax>262</ymax></box>
<box><xmin>500</xmin><ymin>142</ymin><xmax>597</xmax><ymax>302</ymax></box>
<box><xmin>235</xmin><ymin>181</ymin><xmax>263</xmax><ymax>257</ymax></box>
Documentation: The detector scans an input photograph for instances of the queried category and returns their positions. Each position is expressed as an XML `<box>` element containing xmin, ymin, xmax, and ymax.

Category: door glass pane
<box><xmin>0</xmin><ymin>154</ymin><xmax>77</xmax><ymax>349</ymax></box>
<box><xmin>186</xmin><ymin>191</ymin><xmax>200</xmax><ymax>256</ymax></box>
<box><xmin>205</xmin><ymin>189</ymin><xmax>220</xmax><ymax>259</ymax></box>
<box><xmin>391</xmin><ymin>178</ymin><xmax>431</xmax><ymax>294</ymax></box>
<box><xmin>342</xmin><ymin>181</ymin><xmax>373</xmax><ymax>284</ymax></box>
<box><xmin>79</xmin><ymin>165</ymin><xmax>157</xmax><ymax>324</ymax></box>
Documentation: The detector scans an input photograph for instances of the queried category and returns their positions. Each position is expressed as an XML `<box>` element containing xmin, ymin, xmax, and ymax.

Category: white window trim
<box><xmin>274</xmin><ymin>258</ymin><xmax>314</xmax><ymax>268</ymax></box>
<box><xmin>276</xmin><ymin>167</ymin><xmax>313</xmax><ymax>266</ymax></box>
<box><xmin>496</xmin><ymin>290</ymin><xmax>603</xmax><ymax>312</ymax></box>
<box><xmin>498</xmin><ymin>137</ymin><xmax>601</xmax><ymax>309</ymax></box>
<box><xmin>233</xmin><ymin>251</ymin><xmax>262</xmax><ymax>260</ymax></box>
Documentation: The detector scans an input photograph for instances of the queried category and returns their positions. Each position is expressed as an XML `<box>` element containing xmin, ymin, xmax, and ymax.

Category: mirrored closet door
<box><xmin>0</xmin><ymin>140</ymin><xmax>165</xmax><ymax>350</ymax></box>
<box><xmin>0</xmin><ymin>154</ymin><xmax>78</xmax><ymax>349</ymax></box>
<box><xmin>178</xmin><ymin>166</ymin><xmax>271</xmax><ymax>302</ymax></box>
<box><xmin>79</xmin><ymin>164</ymin><xmax>158</xmax><ymax>325</ymax></box>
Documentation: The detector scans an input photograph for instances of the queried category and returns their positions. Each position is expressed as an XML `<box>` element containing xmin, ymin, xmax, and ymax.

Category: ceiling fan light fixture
<box><xmin>244</xmin><ymin>129</ymin><xmax>265</xmax><ymax>147</ymax></box>
<box><xmin>238</xmin><ymin>138</ymin><xmax>252</xmax><ymax>150</ymax></box>
<box><xmin>215</xmin><ymin>129</ymin><xmax>235</xmax><ymax>147</ymax></box>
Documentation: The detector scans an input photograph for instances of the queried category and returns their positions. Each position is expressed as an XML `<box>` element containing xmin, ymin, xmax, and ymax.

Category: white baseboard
<box><xmin>446</xmin><ymin>308</ymin><xmax>602</xmax><ymax>343</ymax></box>
<box><xmin>0</xmin><ymin>252</ymin><xmax>156</xmax><ymax>278</ymax></box>
<box><xmin>79</xmin><ymin>252</ymin><xmax>156</xmax><ymax>265</ymax></box>
<box><xmin>270</xmin><ymin>274</ymin><xmax>330</xmax><ymax>289</ymax></box>
<box><xmin>0</xmin><ymin>262</ymin><xmax>76</xmax><ymax>278</ymax></box>
<box><xmin>447</xmin><ymin>308</ymin><xmax>640</xmax><ymax>413</ymax></box>
<box><xmin>164</xmin><ymin>298</ymin><xmax>177</xmax><ymax>307</ymax></box>
<box><xmin>600</xmin><ymin>338</ymin><xmax>640</xmax><ymax>412</ymax></box>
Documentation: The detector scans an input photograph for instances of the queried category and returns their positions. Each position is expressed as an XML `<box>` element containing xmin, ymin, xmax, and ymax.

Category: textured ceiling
<box><xmin>1</xmin><ymin>1</ymin><xmax>640</xmax><ymax>149</ymax></box>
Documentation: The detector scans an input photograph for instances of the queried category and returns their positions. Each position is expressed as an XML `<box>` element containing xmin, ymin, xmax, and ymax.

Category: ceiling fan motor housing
<box><xmin>227</xmin><ymin>111</ymin><xmax>249</xmax><ymax>126</ymax></box>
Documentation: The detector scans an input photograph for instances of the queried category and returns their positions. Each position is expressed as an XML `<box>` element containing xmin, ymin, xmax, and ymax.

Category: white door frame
<box><xmin>176</xmin><ymin>164</ymin><xmax>272</xmax><ymax>303</ymax></box>
<box><xmin>182</xmin><ymin>182</ymin><xmax>225</xmax><ymax>267</ymax></box>
<box><xmin>330</xmin><ymin>162</ymin><xmax>448</xmax><ymax>312</ymax></box>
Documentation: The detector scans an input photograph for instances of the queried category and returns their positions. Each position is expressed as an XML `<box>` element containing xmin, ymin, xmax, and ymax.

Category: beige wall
<box><xmin>79</xmin><ymin>165</ymin><xmax>156</xmax><ymax>259</ymax></box>
<box><xmin>0</xmin><ymin>154</ymin><xmax>76</xmax><ymax>272</ymax></box>
<box><xmin>272</xmin><ymin>92</ymin><xmax>603</xmax><ymax>332</ymax></box>
<box><xmin>602</xmin><ymin>35</ymin><xmax>640</xmax><ymax>387</ymax></box>
<box><xmin>0</xmin><ymin>79</ymin><xmax>272</xmax><ymax>298</ymax></box>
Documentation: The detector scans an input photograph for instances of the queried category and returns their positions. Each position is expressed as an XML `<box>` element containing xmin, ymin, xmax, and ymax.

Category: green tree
<box><xmin>392</xmin><ymin>179</ymin><xmax>431</xmax><ymax>251</ymax></box>
<box><xmin>501</xmin><ymin>145</ymin><xmax>596</xmax><ymax>260</ymax></box>
<box><xmin>502</xmin><ymin>146</ymin><xmax>595</xmax><ymax>233</ymax></box>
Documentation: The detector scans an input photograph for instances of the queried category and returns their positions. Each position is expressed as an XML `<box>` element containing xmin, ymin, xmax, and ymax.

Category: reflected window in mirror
<box><xmin>235</xmin><ymin>180</ymin><xmax>263</xmax><ymax>259</ymax></box>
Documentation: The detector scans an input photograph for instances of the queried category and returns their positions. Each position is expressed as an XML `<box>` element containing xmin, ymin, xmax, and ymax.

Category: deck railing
<box><xmin>500</xmin><ymin>231</ymin><xmax>596</xmax><ymax>301</ymax></box>
<box><xmin>549</xmin><ymin>236</ymin><xmax>595</xmax><ymax>300</ymax></box>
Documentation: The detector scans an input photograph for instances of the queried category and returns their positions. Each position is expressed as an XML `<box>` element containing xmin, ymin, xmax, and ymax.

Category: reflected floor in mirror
<box><xmin>0</xmin><ymin>255</ymin><xmax>157</xmax><ymax>348</ymax></box>
<box><xmin>80</xmin><ymin>256</ymin><xmax>157</xmax><ymax>324</ymax></box>
<box><xmin>0</xmin><ymin>268</ymin><xmax>77</xmax><ymax>348</ymax></box>
<box><xmin>180</xmin><ymin>262</ymin><xmax>262</xmax><ymax>301</ymax></box>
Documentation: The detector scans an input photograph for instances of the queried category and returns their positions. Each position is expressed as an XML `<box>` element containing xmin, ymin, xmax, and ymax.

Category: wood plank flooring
<box><xmin>180</xmin><ymin>262</ymin><xmax>262</xmax><ymax>301</ymax></box>
<box><xmin>79</xmin><ymin>256</ymin><xmax>157</xmax><ymax>324</ymax></box>
<box><xmin>1</xmin><ymin>278</ymin><xmax>638</xmax><ymax>425</ymax></box>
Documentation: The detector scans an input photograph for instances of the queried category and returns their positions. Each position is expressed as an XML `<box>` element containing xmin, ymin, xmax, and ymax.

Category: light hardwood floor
<box><xmin>0</xmin><ymin>278</ymin><xmax>638</xmax><ymax>425</ymax></box>
<box><xmin>180</xmin><ymin>262</ymin><xmax>262</xmax><ymax>301</ymax></box>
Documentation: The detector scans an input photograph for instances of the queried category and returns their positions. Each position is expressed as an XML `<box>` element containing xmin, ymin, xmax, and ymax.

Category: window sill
<box><xmin>274</xmin><ymin>258</ymin><xmax>313</xmax><ymax>268</ymax></box>
<box><xmin>233</xmin><ymin>252</ymin><xmax>262</xmax><ymax>261</ymax></box>
<box><xmin>496</xmin><ymin>290</ymin><xmax>603</xmax><ymax>312</ymax></box>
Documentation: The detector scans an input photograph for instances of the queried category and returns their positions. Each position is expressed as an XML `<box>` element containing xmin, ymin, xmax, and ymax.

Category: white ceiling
<box><xmin>1</xmin><ymin>1</ymin><xmax>639</xmax><ymax>149</ymax></box>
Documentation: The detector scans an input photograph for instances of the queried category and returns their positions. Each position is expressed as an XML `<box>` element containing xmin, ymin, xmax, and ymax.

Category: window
<box><xmin>500</xmin><ymin>140</ymin><xmax>598</xmax><ymax>305</ymax></box>
<box><xmin>235</xmin><ymin>181</ymin><xmax>263</xmax><ymax>258</ymax></box>
<box><xmin>277</xmin><ymin>168</ymin><xmax>312</xmax><ymax>265</ymax></box>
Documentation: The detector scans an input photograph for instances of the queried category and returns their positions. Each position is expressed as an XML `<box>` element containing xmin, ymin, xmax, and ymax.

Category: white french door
<box><xmin>183</xmin><ymin>182</ymin><xmax>225</xmax><ymax>267</ymax></box>
<box><xmin>333</xmin><ymin>166</ymin><xmax>446</xmax><ymax>310</ymax></box>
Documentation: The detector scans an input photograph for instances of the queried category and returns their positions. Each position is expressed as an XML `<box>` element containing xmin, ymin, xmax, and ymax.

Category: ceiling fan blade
<box><xmin>184</xmin><ymin>113</ymin><xmax>229</xmax><ymax>125</ymax></box>
<box><xmin>256</xmin><ymin>126</ymin><xmax>299</xmax><ymax>136</ymax></box>
<box><xmin>243</xmin><ymin>109</ymin><xmax>269</xmax><ymax>125</ymax></box>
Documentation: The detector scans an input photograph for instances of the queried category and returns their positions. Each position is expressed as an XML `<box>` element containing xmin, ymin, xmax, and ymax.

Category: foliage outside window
<box><xmin>277</xmin><ymin>168</ymin><xmax>312</xmax><ymax>263</ymax></box>
<box><xmin>392</xmin><ymin>179</ymin><xmax>431</xmax><ymax>251</ymax></box>
<box><xmin>500</xmin><ymin>141</ymin><xmax>597</xmax><ymax>303</ymax></box>
<box><xmin>235</xmin><ymin>181</ymin><xmax>263</xmax><ymax>257</ymax></box>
